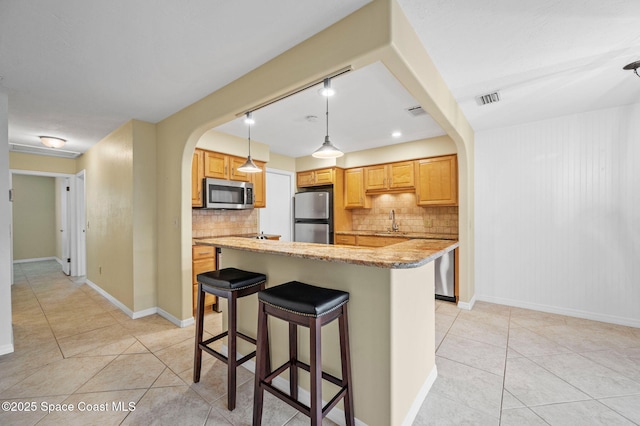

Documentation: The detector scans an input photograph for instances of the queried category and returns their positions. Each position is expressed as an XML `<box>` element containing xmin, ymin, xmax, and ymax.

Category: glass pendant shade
<box><xmin>40</xmin><ymin>136</ymin><xmax>66</xmax><ymax>148</ymax></box>
<box><xmin>238</xmin><ymin>112</ymin><xmax>262</xmax><ymax>173</ymax></box>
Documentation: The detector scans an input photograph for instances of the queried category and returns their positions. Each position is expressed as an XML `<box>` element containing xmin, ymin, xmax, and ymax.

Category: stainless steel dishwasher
<box><xmin>435</xmin><ymin>249</ymin><xmax>455</xmax><ymax>302</ymax></box>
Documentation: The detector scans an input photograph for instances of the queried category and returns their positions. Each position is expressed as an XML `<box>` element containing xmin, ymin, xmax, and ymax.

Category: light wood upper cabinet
<box><xmin>389</xmin><ymin>161</ymin><xmax>415</xmax><ymax>189</ymax></box>
<box><xmin>344</xmin><ymin>168</ymin><xmax>369</xmax><ymax>209</ymax></box>
<box><xmin>364</xmin><ymin>164</ymin><xmax>387</xmax><ymax>191</ymax></box>
<box><xmin>415</xmin><ymin>155</ymin><xmax>457</xmax><ymax>206</ymax></box>
<box><xmin>297</xmin><ymin>168</ymin><xmax>335</xmax><ymax>187</ymax></box>
<box><xmin>229</xmin><ymin>156</ymin><xmax>251</xmax><ymax>182</ymax></box>
<box><xmin>251</xmin><ymin>161</ymin><xmax>266</xmax><ymax>208</ymax></box>
<box><xmin>192</xmin><ymin>149</ymin><xmax>204</xmax><ymax>207</ymax></box>
<box><xmin>203</xmin><ymin>151</ymin><xmax>228</xmax><ymax>179</ymax></box>
<box><xmin>364</xmin><ymin>161</ymin><xmax>415</xmax><ymax>192</ymax></box>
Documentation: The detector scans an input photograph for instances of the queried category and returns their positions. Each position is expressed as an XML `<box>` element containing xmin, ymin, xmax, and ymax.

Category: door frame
<box><xmin>259</xmin><ymin>168</ymin><xmax>295</xmax><ymax>242</ymax></box>
<box><xmin>9</xmin><ymin>169</ymin><xmax>86</xmax><ymax>277</ymax></box>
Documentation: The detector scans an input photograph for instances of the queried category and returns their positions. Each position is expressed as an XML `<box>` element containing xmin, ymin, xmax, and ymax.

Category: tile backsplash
<box><xmin>351</xmin><ymin>193</ymin><xmax>458</xmax><ymax>235</ymax></box>
<box><xmin>192</xmin><ymin>208</ymin><xmax>259</xmax><ymax>238</ymax></box>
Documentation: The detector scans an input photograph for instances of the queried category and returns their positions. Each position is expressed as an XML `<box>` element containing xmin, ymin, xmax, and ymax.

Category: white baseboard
<box><xmin>84</xmin><ymin>279</ymin><xmax>194</xmax><ymax>328</ymax></box>
<box><xmin>476</xmin><ymin>294</ymin><xmax>640</xmax><ymax>328</ymax></box>
<box><xmin>221</xmin><ymin>345</ymin><xmax>368</xmax><ymax>426</ymax></box>
<box><xmin>401</xmin><ymin>365</ymin><xmax>438</xmax><ymax>426</ymax></box>
<box><xmin>13</xmin><ymin>257</ymin><xmax>56</xmax><ymax>264</ymax></box>
<box><xmin>457</xmin><ymin>294</ymin><xmax>476</xmax><ymax>310</ymax></box>
<box><xmin>0</xmin><ymin>343</ymin><xmax>15</xmax><ymax>356</ymax></box>
<box><xmin>157</xmin><ymin>308</ymin><xmax>195</xmax><ymax>328</ymax></box>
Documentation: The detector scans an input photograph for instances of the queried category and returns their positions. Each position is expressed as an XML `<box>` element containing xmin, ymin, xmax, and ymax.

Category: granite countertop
<box><xmin>193</xmin><ymin>233</ymin><xmax>280</xmax><ymax>245</ymax></box>
<box><xmin>335</xmin><ymin>230</ymin><xmax>458</xmax><ymax>240</ymax></box>
<box><xmin>195</xmin><ymin>236</ymin><xmax>458</xmax><ymax>269</ymax></box>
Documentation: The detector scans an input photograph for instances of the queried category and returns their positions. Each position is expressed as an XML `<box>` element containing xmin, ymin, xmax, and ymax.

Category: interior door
<box><xmin>60</xmin><ymin>178</ymin><xmax>70</xmax><ymax>275</ymax></box>
<box><xmin>259</xmin><ymin>170</ymin><xmax>293</xmax><ymax>241</ymax></box>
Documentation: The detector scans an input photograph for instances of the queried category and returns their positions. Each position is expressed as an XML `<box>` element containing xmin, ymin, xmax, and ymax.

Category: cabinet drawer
<box><xmin>192</xmin><ymin>245</ymin><xmax>215</xmax><ymax>261</ymax></box>
<box><xmin>335</xmin><ymin>235</ymin><xmax>357</xmax><ymax>245</ymax></box>
<box><xmin>356</xmin><ymin>235</ymin><xmax>409</xmax><ymax>247</ymax></box>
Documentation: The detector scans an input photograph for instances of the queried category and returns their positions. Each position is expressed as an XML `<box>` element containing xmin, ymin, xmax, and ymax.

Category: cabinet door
<box><xmin>204</xmin><ymin>152</ymin><xmax>228</xmax><ymax>179</ymax></box>
<box><xmin>314</xmin><ymin>168</ymin><xmax>334</xmax><ymax>185</ymax></box>
<box><xmin>344</xmin><ymin>168</ymin><xmax>367</xmax><ymax>209</ymax></box>
<box><xmin>364</xmin><ymin>164</ymin><xmax>387</xmax><ymax>191</ymax></box>
<box><xmin>191</xmin><ymin>150</ymin><xmax>204</xmax><ymax>207</ymax></box>
<box><xmin>229</xmin><ymin>156</ymin><xmax>251</xmax><ymax>182</ymax></box>
<box><xmin>415</xmin><ymin>155</ymin><xmax>457</xmax><ymax>206</ymax></box>
<box><xmin>297</xmin><ymin>170</ymin><xmax>315</xmax><ymax>187</ymax></box>
<box><xmin>252</xmin><ymin>161</ymin><xmax>266</xmax><ymax>208</ymax></box>
<box><xmin>389</xmin><ymin>161</ymin><xmax>415</xmax><ymax>189</ymax></box>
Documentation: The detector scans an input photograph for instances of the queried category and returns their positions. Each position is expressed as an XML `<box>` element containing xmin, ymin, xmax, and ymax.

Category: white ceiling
<box><xmin>1</xmin><ymin>0</ymin><xmax>639</xmax><ymax>157</ymax></box>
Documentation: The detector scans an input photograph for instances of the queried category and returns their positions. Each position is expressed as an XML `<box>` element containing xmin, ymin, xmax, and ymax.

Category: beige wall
<box><xmin>12</xmin><ymin>175</ymin><xmax>56</xmax><ymax>260</ymax></box>
<box><xmin>266</xmin><ymin>152</ymin><xmax>296</xmax><ymax>172</ymax></box>
<box><xmin>9</xmin><ymin>152</ymin><xmax>77</xmax><ymax>175</ymax></box>
<box><xmin>197</xmin><ymin>129</ymin><xmax>269</xmax><ymax>162</ymax></box>
<box><xmin>76</xmin><ymin>119</ymin><xmax>157</xmax><ymax>312</ymax></box>
<box><xmin>132</xmin><ymin>121</ymin><xmax>158</xmax><ymax>311</ymax></box>
<box><xmin>77</xmin><ymin>121</ymin><xmax>135</xmax><ymax>308</ymax></box>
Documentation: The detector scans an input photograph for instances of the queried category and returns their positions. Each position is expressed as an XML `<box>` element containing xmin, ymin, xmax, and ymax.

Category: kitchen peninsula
<box><xmin>195</xmin><ymin>236</ymin><xmax>458</xmax><ymax>425</ymax></box>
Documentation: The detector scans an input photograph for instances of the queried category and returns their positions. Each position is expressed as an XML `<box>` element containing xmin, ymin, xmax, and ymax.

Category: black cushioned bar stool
<box><xmin>253</xmin><ymin>281</ymin><xmax>354</xmax><ymax>426</ymax></box>
<box><xmin>194</xmin><ymin>267</ymin><xmax>266</xmax><ymax>411</ymax></box>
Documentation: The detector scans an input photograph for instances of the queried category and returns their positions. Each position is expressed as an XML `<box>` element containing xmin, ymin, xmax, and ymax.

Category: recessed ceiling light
<box><xmin>391</xmin><ymin>131</ymin><xmax>402</xmax><ymax>138</ymax></box>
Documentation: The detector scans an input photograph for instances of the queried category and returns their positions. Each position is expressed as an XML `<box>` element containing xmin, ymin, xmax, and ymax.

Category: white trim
<box><xmin>13</xmin><ymin>256</ymin><xmax>57</xmax><ymax>264</ymax></box>
<box><xmin>477</xmin><ymin>294</ymin><xmax>640</xmax><ymax>328</ymax></box>
<box><xmin>0</xmin><ymin>343</ymin><xmax>14</xmax><ymax>356</ymax></box>
<box><xmin>85</xmin><ymin>278</ymin><xmax>136</xmax><ymax>317</ymax></box>
<box><xmin>157</xmin><ymin>308</ymin><xmax>195</xmax><ymax>328</ymax></box>
<box><xmin>84</xmin><ymin>279</ymin><xmax>194</xmax><ymax>327</ymax></box>
<box><xmin>221</xmin><ymin>345</ymin><xmax>368</xmax><ymax>426</ymax></box>
<box><xmin>457</xmin><ymin>294</ymin><xmax>476</xmax><ymax>310</ymax></box>
<box><xmin>401</xmin><ymin>365</ymin><xmax>438</xmax><ymax>426</ymax></box>
<box><xmin>9</xmin><ymin>169</ymin><xmax>75</xmax><ymax>178</ymax></box>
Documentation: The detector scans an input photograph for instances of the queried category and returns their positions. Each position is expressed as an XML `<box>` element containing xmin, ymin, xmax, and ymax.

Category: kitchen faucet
<box><xmin>389</xmin><ymin>209</ymin><xmax>399</xmax><ymax>232</ymax></box>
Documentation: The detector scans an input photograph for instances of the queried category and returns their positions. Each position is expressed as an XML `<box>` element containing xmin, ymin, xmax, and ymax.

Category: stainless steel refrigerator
<box><xmin>293</xmin><ymin>191</ymin><xmax>333</xmax><ymax>244</ymax></box>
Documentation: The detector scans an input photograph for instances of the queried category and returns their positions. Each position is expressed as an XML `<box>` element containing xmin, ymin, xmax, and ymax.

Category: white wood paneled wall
<box><xmin>475</xmin><ymin>103</ymin><xmax>640</xmax><ymax>327</ymax></box>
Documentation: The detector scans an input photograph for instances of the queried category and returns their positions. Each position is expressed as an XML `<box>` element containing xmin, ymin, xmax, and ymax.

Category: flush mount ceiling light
<box><xmin>237</xmin><ymin>113</ymin><xmax>262</xmax><ymax>173</ymax></box>
<box><xmin>312</xmin><ymin>79</ymin><xmax>344</xmax><ymax>159</ymax></box>
<box><xmin>40</xmin><ymin>136</ymin><xmax>66</xmax><ymax>149</ymax></box>
<box><xmin>623</xmin><ymin>60</ymin><xmax>640</xmax><ymax>78</ymax></box>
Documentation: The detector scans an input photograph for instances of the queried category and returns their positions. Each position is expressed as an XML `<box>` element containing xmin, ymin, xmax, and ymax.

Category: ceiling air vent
<box><xmin>406</xmin><ymin>105</ymin><xmax>427</xmax><ymax>117</ymax></box>
<box><xmin>10</xmin><ymin>143</ymin><xmax>81</xmax><ymax>159</ymax></box>
<box><xmin>475</xmin><ymin>91</ymin><xmax>501</xmax><ymax>106</ymax></box>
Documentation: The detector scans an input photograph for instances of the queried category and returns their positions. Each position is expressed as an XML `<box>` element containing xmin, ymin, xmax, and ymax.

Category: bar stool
<box><xmin>253</xmin><ymin>281</ymin><xmax>354</xmax><ymax>426</ymax></box>
<box><xmin>193</xmin><ymin>267</ymin><xmax>266</xmax><ymax>411</ymax></box>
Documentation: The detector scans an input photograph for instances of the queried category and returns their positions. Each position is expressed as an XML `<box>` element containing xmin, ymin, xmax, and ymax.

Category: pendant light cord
<box><xmin>247</xmin><ymin>123</ymin><xmax>252</xmax><ymax>156</ymax></box>
<box><xmin>326</xmin><ymin>95</ymin><xmax>329</xmax><ymax>137</ymax></box>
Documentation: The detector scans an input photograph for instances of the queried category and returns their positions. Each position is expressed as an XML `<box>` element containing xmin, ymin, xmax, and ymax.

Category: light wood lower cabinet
<box><xmin>192</xmin><ymin>245</ymin><xmax>217</xmax><ymax>314</ymax></box>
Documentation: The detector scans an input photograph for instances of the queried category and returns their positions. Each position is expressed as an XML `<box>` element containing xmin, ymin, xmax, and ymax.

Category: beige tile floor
<box><xmin>1</xmin><ymin>260</ymin><xmax>639</xmax><ymax>425</ymax></box>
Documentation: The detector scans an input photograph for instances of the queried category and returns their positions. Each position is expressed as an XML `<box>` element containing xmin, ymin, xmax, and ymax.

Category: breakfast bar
<box><xmin>195</xmin><ymin>237</ymin><xmax>458</xmax><ymax>426</ymax></box>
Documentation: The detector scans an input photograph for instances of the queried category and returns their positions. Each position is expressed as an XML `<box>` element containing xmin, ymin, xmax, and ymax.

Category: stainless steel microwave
<box><xmin>203</xmin><ymin>178</ymin><xmax>254</xmax><ymax>209</ymax></box>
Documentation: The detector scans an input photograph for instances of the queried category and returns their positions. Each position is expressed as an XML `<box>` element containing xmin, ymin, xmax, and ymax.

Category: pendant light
<box><xmin>312</xmin><ymin>78</ymin><xmax>344</xmax><ymax>159</ymax></box>
<box><xmin>237</xmin><ymin>112</ymin><xmax>262</xmax><ymax>173</ymax></box>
